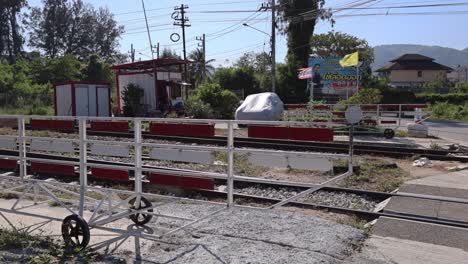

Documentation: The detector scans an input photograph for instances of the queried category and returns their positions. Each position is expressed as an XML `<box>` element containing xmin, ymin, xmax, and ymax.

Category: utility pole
<box><xmin>173</xmin><ymin>4</ymin><xmax>191</xmax><ymax>80</ymax></box>
<box><xmin>153</xmin><ymin>42</ymin><xmax>160</xmax><ymax>59</ymax></box>
<box><xmin>129</xmin><ymin>44</ymin><xmax>135</xmax><ymax>63</ymax></box>
<box><xmin>141</xmin><ymin>0</ymin><xmax>154</xmax><ymax>59</ymax></box>
<box><xmin>271</xmin><ymin>0</ymin><xmax>276</xmax><ymax>93</ymax></box>
<box><xmin>196</xmin><ymin>34</ymin><xmax>206</xmax><ymax>83</ymax></box>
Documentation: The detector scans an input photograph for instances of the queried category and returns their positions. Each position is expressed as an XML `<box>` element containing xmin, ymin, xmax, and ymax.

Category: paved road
<box><xmin>424</xmin><ymin>119</ymin><xmax>468</xmax><ymax>146</ymax></box>
<box><xmin>386</xmin><ymin>116</ymin><xmax>468</xmax><ymax>146</ymax></box>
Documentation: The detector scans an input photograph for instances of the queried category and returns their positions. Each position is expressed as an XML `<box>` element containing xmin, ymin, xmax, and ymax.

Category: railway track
<box><xmin>84</xmin><ymin>130</ymin><xmax>468</xmax><ymax>162</ymax></box>
<box><xmin>2</xmin><ymin>149</ymin><xmax>468</xmax><ymax>230</ymax></box>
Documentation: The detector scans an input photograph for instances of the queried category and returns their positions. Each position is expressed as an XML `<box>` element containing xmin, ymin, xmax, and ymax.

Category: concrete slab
<box><xmin>345</xmin><ymin>235</ymin><xmax>468</xmax><ymax>264</ymax></box>
<box><xmin>0</xmin><ymin>198</ymin><xmax>365</xmax><ymax>263</ymax></box>
<box><xmin>384</xmin><ymin>195</ymin><xmax>468</xmax><ymax>222</ymax></box>
<box><xmin>373</xmin><ymin>216</ymin><xmax>468</xmax><ymax>249</ymax></box>
<box><xmin>406</xmin><ymin>170</ymin><xmax>468</xmax><ymax>190</ymax></box>
<box><xmin>399</xmin><ymin>183</ymin><xmax>468</xmax><ymax>200</ymax></box>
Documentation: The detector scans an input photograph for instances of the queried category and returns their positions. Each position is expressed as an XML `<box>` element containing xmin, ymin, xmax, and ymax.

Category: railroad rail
<box><xmin>1</xmin><ymin>115</ymin><xmax>468</xmax><ymax>252</ymax></box>
<box><xmin>3</xmin><ymin>150</ymin><xmax>468</xmax><ymax>232</ymax></box>
<box><xmin>84</xmin><ymin>131</ymin><xmax>468</xmax><ymax>162</ymax></box>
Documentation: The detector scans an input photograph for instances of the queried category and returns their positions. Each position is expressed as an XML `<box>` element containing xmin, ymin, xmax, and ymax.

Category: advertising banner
<box><xmin>308</xmin><ymin>57</ymin><xmax>362</xmax><ymax>96</ymax></box>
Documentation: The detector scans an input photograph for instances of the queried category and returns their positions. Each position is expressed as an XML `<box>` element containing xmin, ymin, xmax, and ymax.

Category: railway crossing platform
<box><xmin>365</xmin><ymin>170</ymin><xmax>468</xmax><ymax>263</ymax></box>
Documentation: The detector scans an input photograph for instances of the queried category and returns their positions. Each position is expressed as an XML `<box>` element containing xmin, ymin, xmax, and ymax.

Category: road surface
<box><xmin>424</xmin><ymin>119</ymin><xmax>468</xmax><ymax>146</ymax></box>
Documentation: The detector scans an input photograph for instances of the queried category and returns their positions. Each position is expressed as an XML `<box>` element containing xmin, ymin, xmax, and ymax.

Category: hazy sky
<box><xmin>28</xmin><ymin>0</ymin><xmax>468</xmax><ymax>65</ymax></box>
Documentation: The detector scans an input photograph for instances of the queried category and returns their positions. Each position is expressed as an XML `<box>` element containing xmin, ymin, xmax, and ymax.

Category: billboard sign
<box><xmin>308</xmin><ymin>57</ymin><xmax>362</xmax><ymax>96</ymax></box>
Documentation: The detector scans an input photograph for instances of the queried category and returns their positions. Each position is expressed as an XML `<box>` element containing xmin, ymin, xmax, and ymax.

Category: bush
<box><xmin>339</xmin><ymin>87</ymin><xmax>382</xmax><ymax>104</ymax></box>
<box><xmin>380</xmin><ymin>88</ymin><xmax>416</xmax><ymax>104</ymax></box>
<box><xmin>431</xmin><ymin>102</ymin><xmax>468</xmax><ymax>121</ymax></box>
<box><xmin>185</xmin><ymin>97</ymin><xmax>215</xmax><ymax>119</ymax></box>
<box><xmin>416</xmin><ymin>93</ymin><xmax>468</xmax><ymax>105</ymax></box>
<box><xmin>122</xmin><ymin>83</ymin><xmax>144</xmax><ymax>117</ymax></box>
<box><xmin>192</xmin><ymin>83</ymin><xmax>240</xmax><ymax>119</ymax></box>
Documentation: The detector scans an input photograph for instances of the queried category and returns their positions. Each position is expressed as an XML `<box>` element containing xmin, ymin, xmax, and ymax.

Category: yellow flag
<box><xmin>339</xmin><ymin>51</ymin><xmax>359</xmax><ymax>67</ymax></box>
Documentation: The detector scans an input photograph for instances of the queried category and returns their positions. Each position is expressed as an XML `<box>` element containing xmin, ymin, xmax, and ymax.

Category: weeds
<box><xmin>0</xmin><ymin>228</ymin><xmax>99</xmax><ymax>263</ymax></box>
<box><xmin>341</xmin><ymin>158</ymin><xmax>407</xmax><ymax>192</ymax></box>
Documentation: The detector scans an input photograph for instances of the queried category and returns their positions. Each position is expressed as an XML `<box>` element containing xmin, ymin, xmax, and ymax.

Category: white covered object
<box><xmin>235</xmin><ymin>92</ymin><xmax>284</xmax><ymax>121</ymax></box>
<box><xmin>407</xmin><ymin>122</ymin><xmax>428</xmax><ymax>137</ymax></box>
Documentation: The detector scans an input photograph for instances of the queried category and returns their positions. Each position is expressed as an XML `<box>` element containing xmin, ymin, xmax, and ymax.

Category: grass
<box><xmin>341</xmin><ymin>157</ymin><xmax>407</xmax><ymax>192</ymax></box>
<box><xmin>0</xmin><ymin>105</ymin><xmax>54</xmax><ymax>116</ymax></box>
<box><xmin>0</xmin><ymin>228</ymin><xmax>100</xmax><ymax>263</ymax></box>
<box><xmin>429</xmin><ymin>142</ymin><xmax>443</xmax><ymax>150</ymax></box>
<box><xmin>216</xmin><ymin>152</ymin><xmax>268</xmax><ymax>176</ymax></box>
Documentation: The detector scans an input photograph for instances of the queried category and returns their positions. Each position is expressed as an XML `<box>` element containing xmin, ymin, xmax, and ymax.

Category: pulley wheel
<box><xmin>61</xmin><ymin>214</ymin><xmax>90</xmax><ymax>249</ymax></box>
<box><xmin>384</xmin><ymin>128</ymin><xmax>395</xmax><ymax>139</ymax></box>
<box><xmin>128</xmin><ymin>196</ymin><xmax>154</xmax><ymax>226</ymax></box>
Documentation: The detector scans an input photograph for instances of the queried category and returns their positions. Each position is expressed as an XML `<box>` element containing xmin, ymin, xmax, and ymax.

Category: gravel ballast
<box><xmin>235</xmin><ymin>185</ymin><xmax>378</xmax><ymax>211</ymax></box>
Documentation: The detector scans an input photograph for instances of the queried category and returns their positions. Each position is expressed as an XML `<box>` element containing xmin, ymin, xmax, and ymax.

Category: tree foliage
<box><xmin>0</xmin><ymin>0</ymin><xmax>27</xmax><ymax>63</ymax></box>
<box><xmin>83</xmin><ymin>54</ymin><xmax>112</xmax><ymax>82</ymax></box>
<box><xmin>122</xmin><ymin>83</ymin><xmax>144</xmax><ymax>117</ymax></box>
<box><xmin>310</xmin><ymin>31</ymin><xmax>373</xmax><ymax>62</ymax></box>
<box><xmin>276</xmin><ymin>0</ymin><xmax>331</xmax><ymax>103</ymax></box>
<box><xmin>188</xmin><ymin>48</ymin><xmax>215</xmax><ymax>85</ymax></box>
<box><xmin>28</xmin><ymin>0</ymin><xmax>124</xmax><ymax>62</ymax></box>
<box><xmin>310</xmin><ymin>31</ymin><xmax>374</xmax><ymax>84</ymax></box>
<box><xmin>189</xmin><ymin>83</ymin><xmax>239</xmax><ymax>119</ymax></box>
<box><xmin>340</xmin><ymin>88</ymin><xmax>383</xmax><ymax>105</ymax></box>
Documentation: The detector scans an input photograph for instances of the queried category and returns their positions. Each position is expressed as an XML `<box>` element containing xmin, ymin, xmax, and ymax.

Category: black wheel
<box><xmin>61</xmin><ymin>214</ymin><xmax>90</xmax><ymax>249</ymax></box>
<box><xmin>128</xmin><ymin>197</ymin><xmax>153</xmax><ymax>226</ymax></box>
<box><xmin>384</xmin><ymin>129</ymin><xmax>395</xmax><ymax>139</ymax></box>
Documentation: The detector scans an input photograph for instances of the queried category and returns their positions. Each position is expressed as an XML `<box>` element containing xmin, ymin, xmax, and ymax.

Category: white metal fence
<box><xmin>0</xmin><ymin>115</ymin><xmax>353</xmax><ymax>249</ymax></box>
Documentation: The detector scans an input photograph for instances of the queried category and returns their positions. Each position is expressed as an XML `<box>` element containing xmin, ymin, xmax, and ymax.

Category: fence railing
<box><xmin>0</xmin><ymin>115</ymin><xmax>353</xmax><ymax>248</ymax></box>
<box><xmin>284</xmin><ymin>104</ymin><xmax>429</xmax><ymax>126</ymax></box>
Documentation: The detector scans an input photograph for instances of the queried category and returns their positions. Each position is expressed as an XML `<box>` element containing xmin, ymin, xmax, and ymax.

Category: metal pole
<box><xmin>134</xmin><ymin>119</ymin><xmax>143</xmax><ymax>204</ymax></box>
<box><xmin>202</xmin><ymin>33</ymin><xmax>206</xmax><ymax>83</ymax></box>
<box><xmin>348</xmin><ymin>124</ymin><xmax>354</xmax><ymax>173</ymax></box>
<box><xmin>398</xmin><ymin>104</ymin><xmax>402</xmax><ymax>126</ymax></box>
<box><xmin>227</xmin><ymin>121</ymin><xmax>234</xmax><ymax>208</ymax></box>
<box><xmin>17</xmin><ymin>117</ymin><xmax>26</xmax><ymax>179</ymax></box>
<box><xmin>78</xmin><ymin>118</ymin><xmax>87</xmax><ymax>217</ymax></box>
<box><xmin>271</xmin><ymin>0</ymin><xmax>276</xmax><ymax>93</ymax></box>
<box><xmin>141</xmin><ymin>0</ymin><xmax>154</xmax><ymax>59</ymax></box>
<box><xmin>156</xmin><ymin>43</ymin><xmax>160</xmax><ymax>59</ymax></box>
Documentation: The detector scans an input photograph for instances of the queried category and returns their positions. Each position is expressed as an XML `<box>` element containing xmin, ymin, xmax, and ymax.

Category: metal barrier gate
<box><xmin>0</xmin><ymin>116</ymin><xmax>353</xmax><ymax>249</ymax></box>
<box><xmin>284</xmin><ymin>104</ymin><xmax>429</xmax><ymax>127</ymax></box>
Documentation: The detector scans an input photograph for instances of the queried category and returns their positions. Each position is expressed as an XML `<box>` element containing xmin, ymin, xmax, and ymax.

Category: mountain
<box><xmin>373</xmin><ymin>44</ymin><xmax>468</xmax><ymax>71</ymax></box>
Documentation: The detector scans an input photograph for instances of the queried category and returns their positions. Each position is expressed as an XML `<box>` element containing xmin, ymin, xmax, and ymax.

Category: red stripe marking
<box><xmin>90</xmin><ymin>121</ymin><xmax>129</xmax><ymax>133</ymax></box>
<box><xmin>380</xmin><ymin>120</ymin><xmax>397</xmax><ymax>124</ymax></box>
<box><xmin>91</xmin><ymin>168</ymin><xmax>129</xmax><ymax>182</ymax></box>
<box><xmin>31</xmin><ymin>162</ymin><xmax>75</xmax><ymax>176</ymax></box>
<box><xmin>148</xmin><ymin>173</ymin><xmax>214</xmax><ymax>190</ymax></box>
<box><xmin>0</xmin><ymin>159</ymin><xmax>17</xmax><ymax>170</ymax></box>
<box><xmin>30</xmin><ymin>119</ymin><xmax>75</xmax><ymax>131</ymax></box>
<box><xmin>149</xmin><ymin>123</ymin><xmax>215</xmax><ymax>137</ymax></box>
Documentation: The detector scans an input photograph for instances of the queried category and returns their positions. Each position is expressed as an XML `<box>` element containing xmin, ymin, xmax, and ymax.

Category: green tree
<box><xmin>213</xmin><ymin>67</ymin><xmax>260</xmax><ymax>98</ymax></box>
<box><xmin>340</xmin><ymin>88</ymin><xmax>383</xmax><ymax>105</ymax></box>
<box><xmin>122</xmin><ymin>83</ymin><xmax>144</xmax><ymax>117</ymax></box>
<box><xmin>276</xmin><ymin>0</ymin><xmax>330</xmax><ymax>103</ymax></box>
<box><xmin>29</xmin><ymin>55</ymin><xmax>83</xmax><ymax>84</ymax></box>
<box><xmin>28</xmin><ymin>0</ymin><xmax>124</xmax><ymax>62</ymax></box>
<box><xmin>0</xmin><ymin>0</ymin><xmax>27</xmax><ymax>63</ymax></box>
<box><xmin>188</xmin><ymin>48</ymin><xmax>215</xmax><ymax>85</ymax></box>
<box><xmin>191</xmin><ymin>83</ymin><xmax>239</xmax><ymax>119</ymax></box>
<box><xmin>309</xmin><ymin>31</ymin><xmax>374</xmax><ymax>83</ymax></box>
<box><xmin>83</xmin><ymin>54</ymin><xmax>112</xmax><ymax>82</ymax></box>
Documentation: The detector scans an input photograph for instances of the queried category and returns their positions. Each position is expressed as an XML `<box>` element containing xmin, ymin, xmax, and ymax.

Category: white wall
<box><xmin>56</xmin><ymin>84</ymin><xmax>72</xmax><ymax>116</ymax></box>
<box><xmin>118</xmin><ymin>73</ymin><xmax>156</xmax><ymax>110</ymax></box>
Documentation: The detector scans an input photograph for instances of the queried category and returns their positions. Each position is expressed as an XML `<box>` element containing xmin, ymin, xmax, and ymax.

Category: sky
<box><xmin>27</xmin><ymin>0</ymin><xmax>468</xmax><ymax>66</ymax></box>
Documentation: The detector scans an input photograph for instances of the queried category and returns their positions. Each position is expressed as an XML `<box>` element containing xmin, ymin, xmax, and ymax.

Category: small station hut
<box><xmin>112</xmin><ymin>58</ymin><xmax>191</xmax><ymax>115</ymax></box>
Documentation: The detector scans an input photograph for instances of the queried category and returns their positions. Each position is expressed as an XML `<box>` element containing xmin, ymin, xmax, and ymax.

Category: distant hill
<box><xmin>373</xmin><ymin>44</ymin><xmax>468</xmax><ymax>71</ymax></box>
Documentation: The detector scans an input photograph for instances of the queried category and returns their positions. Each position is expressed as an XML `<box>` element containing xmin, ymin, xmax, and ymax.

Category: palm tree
<box><xmin>188</xmin><ymin>48</ymin><xmax>215</xmax><ymax>86</ymax></box>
